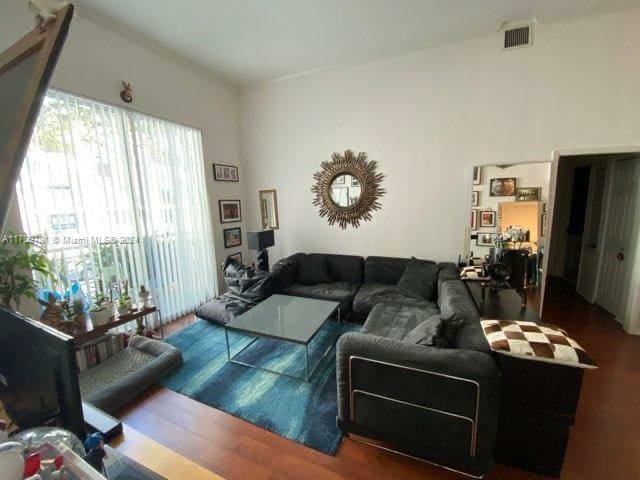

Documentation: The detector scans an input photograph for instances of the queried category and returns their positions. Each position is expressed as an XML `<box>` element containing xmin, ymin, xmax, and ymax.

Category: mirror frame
<box><xmin>311</xmin><ymin>149</ymin><xmax>385</xmax><ymax>229</ymax></box>
<box><xmin>259</xmin><ymin>189</ymin><xmax>279</xmax><ymax>230</ymax></box>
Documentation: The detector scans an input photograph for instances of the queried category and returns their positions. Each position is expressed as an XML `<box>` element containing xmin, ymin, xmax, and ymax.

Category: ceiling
<box><xmin>75</xmin><ymin>0</ymin><xmax>640</xmax><ymax>89</ymax></box>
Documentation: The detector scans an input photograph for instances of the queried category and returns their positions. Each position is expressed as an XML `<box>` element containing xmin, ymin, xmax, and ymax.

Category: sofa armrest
<box><xmin>271</xmin><ymin>254</ymin><xmax>303</xmax><ymax>291</ymax></box>
<box><xmin>336</xmin><ymin>332</ymin><xmax>499</xmax><ymax>459</ymax></box>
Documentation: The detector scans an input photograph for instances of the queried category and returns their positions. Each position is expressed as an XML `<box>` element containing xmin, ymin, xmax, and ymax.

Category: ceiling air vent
<box><xmin>502</xmin><ymin>24</ymin><xmax>533</xmax><ymax>50</ymax></box>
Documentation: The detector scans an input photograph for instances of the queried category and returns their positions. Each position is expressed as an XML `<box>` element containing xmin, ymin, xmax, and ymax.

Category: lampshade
<box><xmin>247</xmin><ymin>230</ymin><xmax>275</xmax><ymax>250</ymax></box>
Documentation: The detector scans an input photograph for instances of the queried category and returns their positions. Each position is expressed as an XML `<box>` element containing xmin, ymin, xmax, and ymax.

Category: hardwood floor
<box><xmin>120</xmin><ymin>281</ymin><xmax>640</xmax><ymax>480</ymax></box>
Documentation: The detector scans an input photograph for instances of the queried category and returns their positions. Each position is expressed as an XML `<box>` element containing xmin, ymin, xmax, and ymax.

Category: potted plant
<box><xmin>71</xmin><ymin>297</ymin><xmax>87</xmax><ymax>330</ymax></box>
<box><xmin>90</xmin><ymin>277</ymin><xmax>112</xmax><ymax>326</ymax></box>
<box><xmin>117</xmin><ymin>279</ymin><xmax>132</xmax><ymax>316</ymax></box>
<box><xmin>0</xmin><ymin>233</ymin><xmax>52</xmax><ymax>310</ymax></box>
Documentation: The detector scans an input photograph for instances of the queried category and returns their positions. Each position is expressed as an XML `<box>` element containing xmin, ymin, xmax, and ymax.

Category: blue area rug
<box><xmin>160</xmin><ymin>319</ymin><xmax>359</xmax><ymax>455</ymax></box>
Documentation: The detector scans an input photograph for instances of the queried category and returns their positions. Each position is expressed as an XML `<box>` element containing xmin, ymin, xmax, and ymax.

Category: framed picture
<box><xmin>541</xmin><ymin>213</ymin><xmax>547</xmax><ymax>237</ymax></box>
<box><xmin>219</xmin><ymin>200</ymin><xmax>242</xmax><ymax>223</ymax></box>
<box><xmin>489</xmin><ymin>177</ymin><xmax>517</xmax><ymax>197</ymax></box>
<box><xmin>473</xmin><ymin>166</ymin><xmax>482</xmax><ymax>185</ymax></box>
<box><xmin>223</xmin><ymin>227</ymin><xmax>242</xmax><ymax>248</ymax></box>
<box><xmin>227</xmin><ymin>252</ymin><xmax>242</xmax><ymax>263</ymax></box>
<box><xmin>479</xmin><ymin>210</ymin><xmax>496</xmax><ymax>227</ymax></box>
<box><xmin>515</xmin><ymin>187</ymin><xmax>541</xmax><ymax>202</ymax></box>
<box><xmin>469</xmin><ymin>210</ymin><xmax>478</xmax><ymax>230</ymax></box>
<box><xmin>476</xmin><ymin>232</ymin><xmax>496</xmax><ymax>247</ymax></box>
<box><xmin>472</xmin><ymin>191</ymin><xmax>479</xmax><ymax>207</ymax></box>
<box><xmin>543</xmin><ymin>203</ymin><xmax>548</xmax><ymax>213</ymax></box>
<box><xmin>213</xmin><ymin>163</ymin><xmax>239</xmax><ymax>182</ymax></box>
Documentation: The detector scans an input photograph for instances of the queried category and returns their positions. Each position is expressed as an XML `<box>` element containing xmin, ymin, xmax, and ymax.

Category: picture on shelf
<box><xmin>543</xmin><ymin>202</ymin><xmax>548</xmax><ymax>213</ymax></box>
<box><xmin>541</xmin><ymin>213</ymin><xmax>548</xmax><ymax>237</ymax></box>
<box><xmin>479</xmin><ymin>210</ymin><xmax>496</xmax><ymax>227</ymax></box>
<box><xmin>219</xmin><ymin>199</ymin><xmax>242</xmax><ymax>223</ymax></box>
<box><xmin>227</xmin><ymin>252</ymin><xmax>242</xmax><ymax>263</ymax></box>
<box><xmin>515</xmin><ymin>187</ymin><xmax>541</xmax><ymax>202</ymax></box>
<box><xmin>470</xmin><ymin>210</ymin><xmax>478</xmax><ymax>230</ymax></box>
<box><xmin>472</xmin><ymin>190</ymin><xmax>479</xmax><ymax>207</ymax></box>
<box><xmin>489</xmin><ymin>177</ymin><xmax>516</xmax><ymax>196</ymax></box>
<box><xmin>477</xmin><ymin>232</ymin><xmax>496</xmax><ymax>247</ymax></box>
<box><xmin>223</xmin><ymin>227</ymin><xmax>242</xmax><ymax>248</ymax></box>
<box><xmin>473</xmin><ymin>166</ymin><xmax>482</xmax><ymax>185</ymax></box>
<box><xmin>213</xmin><ymin>163</ymin><xmax>239</xmax><ymax>182</ymax></box>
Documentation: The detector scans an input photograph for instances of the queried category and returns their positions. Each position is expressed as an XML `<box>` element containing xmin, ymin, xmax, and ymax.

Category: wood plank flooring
<box><xmin>119</xmin><ymin>279</ymin><xmax>640</xmax><ymax>479</ymax></box>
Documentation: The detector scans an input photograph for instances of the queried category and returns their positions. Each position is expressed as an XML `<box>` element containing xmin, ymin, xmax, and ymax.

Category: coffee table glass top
<box><xmin>225</xmin><ymin>294</ymin><xmax>339</xmax><ymax>344</ymax></box>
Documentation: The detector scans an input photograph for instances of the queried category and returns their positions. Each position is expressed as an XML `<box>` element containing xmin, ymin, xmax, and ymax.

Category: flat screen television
<box><xmin>0</xmin><ymin>306</ymin><xmax>85</xmax><ymax>438</ymax></box>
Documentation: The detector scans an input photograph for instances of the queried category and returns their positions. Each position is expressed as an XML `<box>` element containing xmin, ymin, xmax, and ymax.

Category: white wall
<box><xmin>240</xmin><ymin>8</ymin><xmax>640</xmax><ymax>264</ymax></box>
<box><xmin>0</xmin><ymin>0</ymin><xmax>245</xmax><ymax>299</ymax></box>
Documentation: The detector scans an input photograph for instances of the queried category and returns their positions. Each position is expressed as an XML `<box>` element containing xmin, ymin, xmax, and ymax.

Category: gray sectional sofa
<box><xmin>271</xmin><ymin>253</ymin><xmax>499</xmax><ymax>477</ymax></box>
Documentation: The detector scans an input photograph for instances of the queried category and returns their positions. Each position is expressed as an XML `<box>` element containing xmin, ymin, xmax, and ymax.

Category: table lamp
<box><xmin>247</xmin><ymin>230</ymin><xmax>275</xmax><ymax>271</ymax></box>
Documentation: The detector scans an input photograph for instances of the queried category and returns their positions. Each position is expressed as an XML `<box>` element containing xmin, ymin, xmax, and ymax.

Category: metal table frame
<box><xmin>224</xmin><ymin>306</ymin><xmax>340</xmax><ymax>383</ymax></box>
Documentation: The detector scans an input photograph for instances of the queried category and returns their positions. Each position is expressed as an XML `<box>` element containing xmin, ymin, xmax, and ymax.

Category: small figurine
<box><xmin>138</xmin><ymin>285</ymin><xmax>151</xmax><ymax>308</ymax></box>
<box><xmin>83</xmin><ymin>432</ymin><xmax>106</xmax><ymax>474</ymax></box>
<box><xmin>28</xmin><ymin>0</ymin><xmax>69</xmax><ymax>29</ymax></box>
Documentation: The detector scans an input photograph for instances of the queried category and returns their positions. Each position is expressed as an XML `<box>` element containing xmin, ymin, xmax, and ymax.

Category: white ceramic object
<box><xmin>0</xmin><ymin>442</ymin><xmax>25</xmax><ymax>480</ymax></box>
<box><xmin>90</xmin><ymin>308</ymin><xmax>111</xmax><ymax>326</ymax></box>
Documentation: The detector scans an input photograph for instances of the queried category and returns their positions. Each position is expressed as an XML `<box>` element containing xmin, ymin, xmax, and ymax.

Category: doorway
<box><xmin>544</xmin><ymin>152</ymin><xmax>640</xmax><ymax>330</ymax></box>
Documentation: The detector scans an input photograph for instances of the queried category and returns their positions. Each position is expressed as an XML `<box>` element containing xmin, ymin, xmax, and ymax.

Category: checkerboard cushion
<box><xmin>481</xmin><ymin>320</ymin><xmax>596</xmax><ymax>369</ymax></box>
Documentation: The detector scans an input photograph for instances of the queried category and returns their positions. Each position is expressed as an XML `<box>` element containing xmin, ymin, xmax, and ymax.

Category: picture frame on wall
<box><xmin>223</xmin><ymin>227</ymin><xmax>242</xmax><ymax>248</ymax></box>
<box><xmin>489</xmin><ymin>177</ymin><xmax>517</xmax><ymax>197</ymax></box>
<box><xmin>219</xmin><ymin>199</ymin><xmax>242</xmax><ymax>223</ymax></box>
<box><xmin>473</xmin><ymin>166</ymin><xmax>482</xmax><ymax>185</ymax></box>
<box><xmin>472</xmin><ymin>191</ymin><xmax>479</xmax><ymax>207</ymax></box>
<box><xmin>213</xmin><ymin>163</ymin><xmax>239</xmax><ymax>182</ymax></box>
<box><xmin>515</xmin><ymin>187</ymin><xmax>541</xmax><ymax>202</ymax></box>
<box><xmin>479</xmin><ymin>210</ymin><xmax>496</xmax><ymax>227</ymax></box>
<box><xmin>541</xmin><ymin>213</ymin><xmax>548</xmax><ymax>237</ymax></box>
<box><xmin>470</xmin><ymin>210</ymin><xmax>478</xmax><ymax>230</ymax></box>
<box><xmin>227</xmin><ymin>252</ymin><xmax>242</xmax><ymax>263</ymax></box>
<box><xmin>476</xmin><ymin>232</ymin><xmax>496</xmax><ymax>247</ymax></box>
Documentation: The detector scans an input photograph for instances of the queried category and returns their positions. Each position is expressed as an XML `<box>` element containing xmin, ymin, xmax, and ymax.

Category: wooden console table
<box><xmin>464</xmin><ymin>279</ymin><xmax>539</xmax><ymax>322</ymax></box>
<box><xmin>71</xmin><ymin>306</ymin><xmax>162</xmax><ymax>347</ymax></box>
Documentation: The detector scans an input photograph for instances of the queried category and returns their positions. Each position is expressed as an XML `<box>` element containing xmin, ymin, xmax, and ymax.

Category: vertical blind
<box><xmin>16</xmin><ymin>90</ymin><xmax>217</xmax><ymax>324</ymax></box>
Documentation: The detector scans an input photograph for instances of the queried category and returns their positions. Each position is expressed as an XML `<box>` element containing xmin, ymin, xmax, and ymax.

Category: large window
<box><xmin>16</xmin><ymin>90</ymin><xmax>217</xmax><ymax>323</ymax></box>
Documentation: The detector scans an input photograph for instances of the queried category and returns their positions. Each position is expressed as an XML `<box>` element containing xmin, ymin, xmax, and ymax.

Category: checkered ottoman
<box><xmin>481</xmin><ymin>320</ymin><xmax>596</xmax><ymax>369</ymax></box>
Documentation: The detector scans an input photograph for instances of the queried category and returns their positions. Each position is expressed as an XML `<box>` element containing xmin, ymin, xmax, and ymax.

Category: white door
<box><xmin>595</xmin><ymin>159</ymin><xmax>640</xmax><ymax>318</ymax></box>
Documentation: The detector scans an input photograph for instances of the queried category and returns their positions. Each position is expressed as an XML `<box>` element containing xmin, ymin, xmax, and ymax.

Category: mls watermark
<box><xmin>1</xmin><ymin>234</ymin><xmax>141</xmax><ymax>246</ymax></box>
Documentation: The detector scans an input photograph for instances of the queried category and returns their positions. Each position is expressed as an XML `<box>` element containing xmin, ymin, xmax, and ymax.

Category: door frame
<box><xmin>541</xmin><ymin>145</ymin><xmax>640</xmax><ymax>335</ymax></box>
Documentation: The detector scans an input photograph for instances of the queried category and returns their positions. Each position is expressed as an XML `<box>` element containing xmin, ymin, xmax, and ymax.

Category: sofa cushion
<box><xmin>353</xmin><ymin>282</ymin><xmax>435</xmax><ymax>318</ymax></box>
<box><xmin>397</xmin><ymin>261</ymin><xmax>440</xmax><ymax>301</ymax></box>
<box><xmin>297</xmin><ymin>254</ymin><xmax>331</xmax><ymax>285</ymax></box>
<box><xmin>363</xmin><ymin>303</ymin><xmax>440</xmax><ymax>340</ymax></box>
<box><xmin>283</xmin><ymin>281</ymin><xmax>360</xmax><ymax>314</ymax></box>
<box><xmin>196</xmin><ymin>295</ymin><xmax>251</xmax><ymax>326</ymax></box>
<box><xmin>404</xmin><ymin>314</ymin><xmax>443</xmax><ymax>346</ymax></box>
<box><xmin>438</xmin><ymin>280</ymin><xmax>480</xmax><ymax>322</ymax></box>
<box><xmin>364</xmin><ymin>256</ymin><xmax>412</xmax><ymax>285</ymax></box>
<box><xmin>327</xmin><ymin>254</ymin><xmax>364</xmax><ymax>284</ymax></box>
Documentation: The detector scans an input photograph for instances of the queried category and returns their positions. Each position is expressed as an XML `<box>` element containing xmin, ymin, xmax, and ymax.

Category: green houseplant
<box><xmin>0</xmin><ymin>234</ymin><xmax>53</xmax><ymax>310</ymax></box>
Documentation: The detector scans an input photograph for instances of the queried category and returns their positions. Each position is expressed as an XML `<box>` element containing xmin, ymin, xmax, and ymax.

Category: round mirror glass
<box><xmin>330</xmin><ymin>173</ymin><xmax>362</xmax><ymax>208</ymax></box>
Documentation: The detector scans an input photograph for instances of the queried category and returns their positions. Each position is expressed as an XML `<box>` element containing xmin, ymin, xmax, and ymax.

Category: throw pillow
<box><xmin>481</xmin><ymin>320</ymin><xmax>597</xmax><ymax>369</ymax></box>
<box><xmin>397</xmin><ymin>261</ymin><xmax>440</xmax><ymax>301</ymax></box>
<box><xmin>297</xmin><ymin>255</ymin><xmax>331</xmax><ymax>285</ymax></box>
<box><xmin>404</xmin><ymin>314</ymin><xmax>443</xmax><ymax>346</ymax></box>
<box><xmin>436</xmin><ymin>313</ymin><xmax>466</xmax><ymax>348</ymax></box>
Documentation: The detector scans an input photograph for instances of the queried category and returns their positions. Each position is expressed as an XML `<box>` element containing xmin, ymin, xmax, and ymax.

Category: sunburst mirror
<box><xmin>311</xmin><ymin>150</ymin><xmax>385</xmax><ymax>229</ymax></box>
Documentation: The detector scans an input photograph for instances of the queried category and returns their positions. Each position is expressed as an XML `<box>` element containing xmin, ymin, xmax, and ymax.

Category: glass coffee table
<box><xmin>224</xmin><ymin>294</ymin><xmax>340</xmax><ymax>382</ymax></box>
